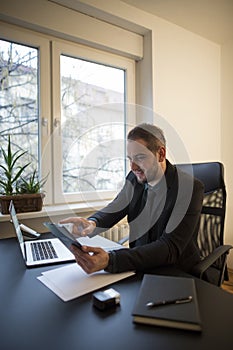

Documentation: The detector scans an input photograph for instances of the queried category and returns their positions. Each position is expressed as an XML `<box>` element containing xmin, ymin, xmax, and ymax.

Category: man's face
<box><xmin>127</xmin><ymin>138</ymin><xmax>163</xmax><ymax>184</ymax></box>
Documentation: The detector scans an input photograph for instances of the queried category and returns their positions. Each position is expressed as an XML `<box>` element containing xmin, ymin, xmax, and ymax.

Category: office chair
<box><xmin>118</xmin><ymin>162</ymin><xmax>232</xmax><ymax>286</ymax></box>
<box><xmin>177</xmin><ymin>162</ymin><xmax>232</xmax><ymax>286</ymax></box>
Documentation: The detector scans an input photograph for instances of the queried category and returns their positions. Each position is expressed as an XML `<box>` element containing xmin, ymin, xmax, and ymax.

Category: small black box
<box><xmin>92</xmin><ymin>288</ymin><xmax>120</xmax><ymax>311</ymax></box>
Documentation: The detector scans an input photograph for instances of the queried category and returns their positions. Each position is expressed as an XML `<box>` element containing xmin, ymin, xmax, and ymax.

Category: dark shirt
<box><xmin>89</xmin><ymin>160</ymin><xmax>204</xmax><ymax>274</ymax></box>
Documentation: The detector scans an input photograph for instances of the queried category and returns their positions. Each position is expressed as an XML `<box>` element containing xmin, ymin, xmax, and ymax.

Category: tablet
<box><xmin>44</xmin><ymin>222</ymin><xmax>82</xmax><ymax>250</ymax></box>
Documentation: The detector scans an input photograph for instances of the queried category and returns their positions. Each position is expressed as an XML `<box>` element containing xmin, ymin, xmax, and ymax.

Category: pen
<box><xmin>10</xmin><ymin>220</ymin><xmax>41</xmax><ymax>238</ymax></box>
<box><xmin>146</xmin><ymin>295</ymin><xmax>193</xmax><ymax>308</ymax></box>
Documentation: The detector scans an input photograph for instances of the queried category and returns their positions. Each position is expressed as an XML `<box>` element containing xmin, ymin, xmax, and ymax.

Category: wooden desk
<box><xmin>1</xmin><ymin>237</ymin><xmax>233</xmax><ymax>350</ymax></box>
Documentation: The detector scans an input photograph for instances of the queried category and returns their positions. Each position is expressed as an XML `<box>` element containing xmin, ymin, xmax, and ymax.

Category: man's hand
<box><xmin>70</xmin><ymin>245</ymin><xmax>109</xmax><ymax>274</ymax></box>
<box><xmin>59</xmin><ymin>217</ymin><xmax>96</xmax><ymax>236</ymax></box>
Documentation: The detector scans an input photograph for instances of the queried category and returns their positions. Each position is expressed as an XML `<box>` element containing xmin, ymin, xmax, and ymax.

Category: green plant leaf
<box><xmin>0</xmin><ymin>135</ymin><xmax>30</xmax><ymax>195</ymax></box>
<box><xmin>16</xmin><ymin>170</ymin><xmax>48</xmax><ymax>194</ymax></box>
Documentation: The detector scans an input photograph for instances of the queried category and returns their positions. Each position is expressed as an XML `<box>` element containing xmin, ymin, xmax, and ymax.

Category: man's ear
<box><xmin>158</xmin><ymin>146</ymin><xmax>166</xmax><ymax>162</ymax></box>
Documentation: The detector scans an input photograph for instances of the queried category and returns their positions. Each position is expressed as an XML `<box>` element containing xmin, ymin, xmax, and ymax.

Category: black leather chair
<box><xmin>118</xmin><ymin>161</ymin><xmax>232</xmax><ymax>286</ymax></box>
<box><xmin>177</xmin><ymin>162</ymin><xmax>232</xmax><ymax>286</ymax></box>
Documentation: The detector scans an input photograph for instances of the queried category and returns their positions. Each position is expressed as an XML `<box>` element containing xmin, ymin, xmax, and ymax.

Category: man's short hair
<box><xmin>127</xmin><ymin>123</ymin><xmax>166</xmax><ymax>153</ymax></box>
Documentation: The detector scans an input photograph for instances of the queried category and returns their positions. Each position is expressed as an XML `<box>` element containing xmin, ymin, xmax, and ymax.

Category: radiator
<box><xmin>101</xmin><ymin>223</ymin><xmax>129</xmax><ymax>244</ymax></box>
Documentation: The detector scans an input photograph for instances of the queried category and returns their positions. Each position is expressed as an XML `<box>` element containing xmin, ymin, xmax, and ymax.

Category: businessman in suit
<box><xmin>61</xmin><ymin>123</ymin><xmax>204</xmax><ymax>276</ymax></box>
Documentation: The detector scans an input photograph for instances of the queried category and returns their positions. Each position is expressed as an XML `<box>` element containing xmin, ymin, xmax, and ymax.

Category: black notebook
<box><xmin>132</xmin><ymin>274</ymin><xmax>202</xmax><ymax>332</ymax></box>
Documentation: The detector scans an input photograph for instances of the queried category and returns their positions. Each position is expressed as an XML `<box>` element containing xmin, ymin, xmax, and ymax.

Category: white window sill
<box><xmin>0</xmin><ymin>200</ymin><xmax>110</xmax><ymax>239</ymax></box>
<box><xmin>0</xmin><ymin>200</ymin><xmax>108</xmax><ymax>222</ymax></box>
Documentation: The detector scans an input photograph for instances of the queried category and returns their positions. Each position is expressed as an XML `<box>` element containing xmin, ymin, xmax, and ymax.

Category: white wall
<box><xmin>221</xmin><ymin>38</ymin><xmax>233</xmax><ymax>267</ymax></box>
<box><xmin>152</xmin><ymin>18</ymin><xmax>221</xmax><ymax>164</ymax></box>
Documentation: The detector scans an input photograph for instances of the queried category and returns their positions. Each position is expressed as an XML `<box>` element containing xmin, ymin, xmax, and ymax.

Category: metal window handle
<box><xmin>42</xmin><ymin>117</ymin><xmax>48</xmax><ymax>135</ymax></box>
<box><xmin>54</xmin><ymin>118</ymin><xmax>60</xmax><ymax>128</ymax></box>
<box><xmin>54</xmin><ymin>118</ymin><xmax>61</xmax><ymax>135</ymax></box>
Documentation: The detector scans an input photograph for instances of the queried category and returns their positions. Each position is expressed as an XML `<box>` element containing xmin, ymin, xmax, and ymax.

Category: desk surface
<box><xmin>1</xmin><ymin>236</ymin><xmax>233</xmax><ymax>350</ymax></box>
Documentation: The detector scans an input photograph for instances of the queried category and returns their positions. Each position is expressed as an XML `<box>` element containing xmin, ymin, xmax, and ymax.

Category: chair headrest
<box><xmin>176</xmin><ymin>162</ymin><xmax>225</xmax><ymax>194</ymax></box>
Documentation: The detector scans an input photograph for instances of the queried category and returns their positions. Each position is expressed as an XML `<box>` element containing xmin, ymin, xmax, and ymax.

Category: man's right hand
<box><xmin>59</xmin><ymin>217</ymin><xmax>96</xmax><ymax>237</ymax></box>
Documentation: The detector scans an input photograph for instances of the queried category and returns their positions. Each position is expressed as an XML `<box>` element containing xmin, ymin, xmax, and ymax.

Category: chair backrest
<box><xmin>176</xmin><ymin>162</ymin><xmax>226</xmax><ymax>269</ymax></box>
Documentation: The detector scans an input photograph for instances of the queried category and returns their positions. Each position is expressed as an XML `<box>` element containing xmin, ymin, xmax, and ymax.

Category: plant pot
<box><xmin>0</xmin><ymin>193</ymin><xmax>45</xmax><ymax>214</ymax></box>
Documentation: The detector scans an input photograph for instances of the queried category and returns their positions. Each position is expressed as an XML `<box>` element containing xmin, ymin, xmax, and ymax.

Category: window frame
<box><xmin>0</xmin><ymin>22</ymin><xmax>52</xmax><ymax>205</ymax></box>
<box><xmin>51</xmin><ymin>39</ymin><xmax>136</xmax><ymax>204</ymax></box>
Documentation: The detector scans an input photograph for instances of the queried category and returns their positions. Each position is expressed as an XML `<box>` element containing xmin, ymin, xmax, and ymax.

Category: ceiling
<box><xmin>122</xmin><ymin>0</ymin><xmax>233</xmax><ymax>44</ymax></box>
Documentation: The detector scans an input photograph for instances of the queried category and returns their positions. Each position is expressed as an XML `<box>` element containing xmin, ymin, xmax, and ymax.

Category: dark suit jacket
<box><xmin>89</xmin><ymin>160</ymin><xmax>204</xmax><ymax>274</ymax></box>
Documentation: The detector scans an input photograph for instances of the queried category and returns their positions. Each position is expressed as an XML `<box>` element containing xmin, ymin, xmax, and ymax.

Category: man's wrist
<box><xmin>88</xmin><ymin>217</ymin><xmax>98</xmax><ymax>227</ymax></box>
<box><xmin>104</xmin><ymin>251</ymin><xmax>117</xmax><ymax>273</ymax></box>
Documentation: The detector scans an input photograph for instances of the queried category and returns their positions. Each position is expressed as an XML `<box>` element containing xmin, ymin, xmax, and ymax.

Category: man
<box><xmin>60</xmin><ymin>123</ymin><xmax>204</xmax><ymax>276</ymax></box>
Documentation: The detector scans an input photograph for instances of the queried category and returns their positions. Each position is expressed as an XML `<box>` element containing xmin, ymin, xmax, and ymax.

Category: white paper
<box><xmin>77</xmin><ymin>235</ymin><xmax>124</xmax><ymax>251</ymax></box>
<box><xmin>37</xmin><ymin>263</ymin><xmax>134</xmax><ymax>302</ymax></box>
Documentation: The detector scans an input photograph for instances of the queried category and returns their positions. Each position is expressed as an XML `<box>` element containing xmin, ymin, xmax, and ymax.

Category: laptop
<box><xmin>9</xmin><ymin>201</ymin><xmax>75</xmax><ymax>267</ymax></box>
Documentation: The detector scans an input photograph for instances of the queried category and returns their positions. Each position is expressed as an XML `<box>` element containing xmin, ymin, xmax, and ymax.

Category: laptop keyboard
<box><xmin>31</xmin><ymin>241</ymin><xmax>58</xmax><ymax>261</ymax></box>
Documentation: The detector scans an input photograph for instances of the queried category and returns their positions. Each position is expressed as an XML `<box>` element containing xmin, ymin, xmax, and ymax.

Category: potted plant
<box><xmin>0</xmin><ymin>135</ymin><xmax>46</xmax><ymax>214</ymax></box>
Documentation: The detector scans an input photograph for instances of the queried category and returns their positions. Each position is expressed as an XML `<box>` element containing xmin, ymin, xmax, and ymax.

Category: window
<box><xmin>0</xmin><ymin>23</ymin><xmax>135</xmax><ymax>207</ymax></box>
<box><xmin>0</xmin><ymin>25</ymin><xmax>51</xmax><ymax>202</ymax></box>
<box><xmin>52</xmin><ymin>41</ymin><xmax>135</xmax><ymax>204</ymax></box>
<box><xmin>60</xmin><ymin>56</ymin><xmax>125</xmax><ymax>194</ymax></box>
<box><xmin>0</xmin><ymin>39</ymin><xmax>39</xmax><ymax>175</ymax></box>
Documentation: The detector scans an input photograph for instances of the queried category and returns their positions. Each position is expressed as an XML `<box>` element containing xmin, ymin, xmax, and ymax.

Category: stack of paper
<box><xmin>38</xmin><ymin>263</ymin><xmax>135</xmax><ymax>302</ymax></box>
<box><xmin>76</xmin><ymin>235</ymin><xmax>125</xmax><ymax>251</ymax></box>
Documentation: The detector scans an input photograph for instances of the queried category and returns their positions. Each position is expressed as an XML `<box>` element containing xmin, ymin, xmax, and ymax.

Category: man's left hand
<box><xmin>70</xmin><ymin>245</ymin><xmax>109</xmax><ymax>274</ymax></box>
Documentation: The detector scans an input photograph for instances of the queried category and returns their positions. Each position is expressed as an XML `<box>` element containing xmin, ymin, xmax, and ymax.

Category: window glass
<box><xmin>60</xmin><ymin>55</ymin><xmax>125</xmax><ymax>193</ymax></box>
<box><xmin>0</xmin><ymin>39</ymin><xmax>39</xmax><ymax>176</ymax></box>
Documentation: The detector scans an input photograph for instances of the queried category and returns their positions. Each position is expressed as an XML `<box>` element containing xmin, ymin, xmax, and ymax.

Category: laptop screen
<box><xmin>9</xmin><ymin>201</ymin><xmax>26</xmax><ymax>260</ymax></box>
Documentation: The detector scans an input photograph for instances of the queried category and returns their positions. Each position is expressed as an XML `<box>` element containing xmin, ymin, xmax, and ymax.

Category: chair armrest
<box><xmin>118</xmin><ymin>235</ymin><xmax>129</xmax><ymax>245</ymax></box>
<box><xmin>191</xmin><ymin>245</ymin><xmax>232</xmax><ymax>278</ymax></box>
